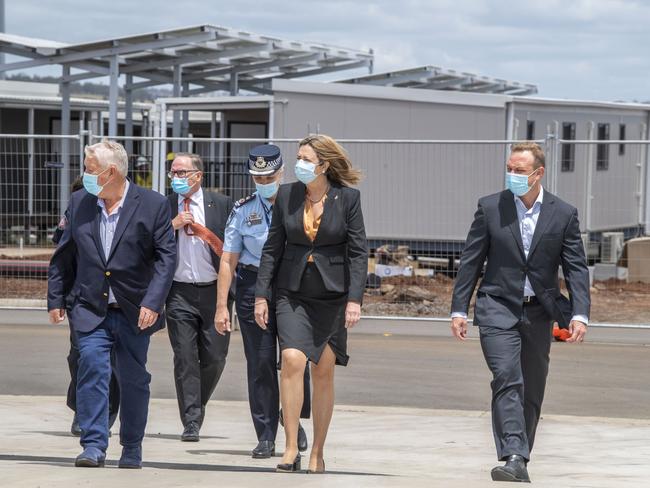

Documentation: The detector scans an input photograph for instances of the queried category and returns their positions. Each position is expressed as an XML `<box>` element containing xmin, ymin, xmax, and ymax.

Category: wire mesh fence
<box><xmin>1</xmin><ymin>133</ymin><xmax>649</xmax><ymax>325</ymax></box>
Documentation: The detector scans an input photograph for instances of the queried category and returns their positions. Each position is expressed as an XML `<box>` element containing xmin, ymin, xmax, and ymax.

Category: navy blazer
<box><xmin>48</xmin><ymin>182</ymin><xmax>177</xmax><ymax>335</ymax></box>
<box><xmin>255</xmin><ymin>181</ymin><xmax>369</xmax><ymax>303</ymax></box>
<box><xmin>451</xmin><ymin>189</ymin><xmax>591</xmax><ymax>329</ymax></box>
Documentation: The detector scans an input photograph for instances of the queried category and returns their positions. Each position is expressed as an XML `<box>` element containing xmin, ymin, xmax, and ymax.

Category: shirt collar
<box><xmin>177</xmin><ymin>186</ymin><xmax>203</xmax><ymax>206</ymax></box>
<box><xmin>97</xmin><ymin>180</ymin><xmax>130</xmax><ymax>215</ymax></box>
<box><xmin>514</xmin><ymin>185</ymin><xmax>544</xmax><ymax>212</ymax></box>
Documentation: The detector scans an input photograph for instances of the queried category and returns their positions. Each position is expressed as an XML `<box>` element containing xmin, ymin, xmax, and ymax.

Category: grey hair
<box><xmin>173</xmin><ymin>152</ymin><xmax>204</xmax><ymax>172</ymax></box>
<box><xmin>84</xmin><ymin>140</ymin><xmax>129</xmax><ymax>177</ymax></box>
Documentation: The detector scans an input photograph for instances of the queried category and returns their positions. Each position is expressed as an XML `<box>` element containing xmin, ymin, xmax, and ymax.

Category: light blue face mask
<box><xmin>83</xmin><ymin>167</ymin><xmax>111</xmax><ymax>196</ymax></box>
<box><xmin>171</xmin><ymin>177</ymin><xmax>192</xmax><ymax>195</ymax></box>
<box><xmin>294</xmin><ymin>159</ymin><xmax>320</xmax><ymax>184</ymax></box>
<box><xmin>506</xmin><ymin>168</ymin><xmax>538</xmax><ymax>197</ymax></box>
<box><xmin>256</xmin><ymin>180</ymin><xmax>279</xmax><ymax>199</ymax></box>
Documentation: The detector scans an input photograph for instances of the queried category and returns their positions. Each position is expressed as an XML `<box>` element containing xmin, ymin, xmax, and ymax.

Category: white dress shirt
<box><xmin>97</xmin><ymin>180</ymin><xmax>130</xmax><ymax>304</ymax></box>
<box><xmin>452</xmin><ymin>186</ymin><xmax>588</xmax><ymax>325</ymax></box>
<box><xmin>173</xmin><ymin>187</ymin><xmax>218</xmax><ymax>283</ymax></box>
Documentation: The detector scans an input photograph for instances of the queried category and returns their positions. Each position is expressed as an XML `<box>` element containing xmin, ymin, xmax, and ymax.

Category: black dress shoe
<box><xmin>181</xmin><ymin>422</ymin><xmax>200</xmax><ymax>442</ymax></box>
<box><xmin>276</xmin><ymin>453</ymin><xmax>301</xmax><ymax>473</ymax></box>
<box><xmin>297</xmin><ymin>423</ymin><xmax>308</xmax><ymax>452</ymax></box>
<box><xmin>491</xmin><ymin>455</ymin><xmax>531</xmax><ymax>483</ymax></box>
<box><xmin>252</xmin><ymin>440</ymin><xmax>275</xmax><ymax>459</ymax></box>
<box><xmin>70</xmin><ymin>414</ymin><xmax>81</xmax><ymax>437</ymax></box>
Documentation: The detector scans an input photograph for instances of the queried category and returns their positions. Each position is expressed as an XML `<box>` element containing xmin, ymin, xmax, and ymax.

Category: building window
<box><xmin>597</xmin><ymin>123</ymin><xmax>610</xmax><ymax>171</ymax></box>
<box><xmin>526</xmin><ymin>120</ymin><xmax>535</xmax><ymax>140</ymax></box>
<box><xmin>619</xmin><ymin>123</ymin><xmax>626</xmax><ymax>156</ymax></box>
<box><xmin>561</xmin><ymin>122</ymin><xmax>576</xmax><ymax>172</ymax></box>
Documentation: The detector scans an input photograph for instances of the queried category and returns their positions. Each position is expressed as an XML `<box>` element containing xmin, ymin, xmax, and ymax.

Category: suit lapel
<box><xmin>203</xmin><ymin>190</ymin><xmax>217</xmax><ymax>236</ymax></box>
<box><xmin>107</xmin><ymin>183</ymin><xmax>140</xmax><ymax>262</ymax></box>
<box><xmin>291</xmin><ymin>182</ymin><xmax>311</xmax><ymax>246</ymax></box>
<box><xmin>169</xmin><ymin>194</ymin><xmax>179</xmax><ymax>219</ymax></box>
<box><xmin>90</xmin><ymin>199</ymin><xmax>107</xmax><ymax>265</ymax></box>
<box><xmin>314</xmin><ymin>184</ymin><xmax>339</xmax><ymax>245</ymax></box>
<box><xmin>501</xmin><ymin>191</ymin><xmax>526</xmax><ymax>260</ymax></box>
<box><xmin>527</xmin><ymin>192</ymin><xmax>556</xmax><ymax>259</ymax></box>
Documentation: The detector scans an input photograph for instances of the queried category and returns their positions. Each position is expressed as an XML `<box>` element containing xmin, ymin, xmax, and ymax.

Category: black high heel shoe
<box><xmin>276</xmin><ymin>454</ymin><xmax>301</xmax><ymax>473</ymax></box>
<box><xmin>307</xmin><ymin>459</ymin><xmax>325</xmax><ymax>474</ymax></box>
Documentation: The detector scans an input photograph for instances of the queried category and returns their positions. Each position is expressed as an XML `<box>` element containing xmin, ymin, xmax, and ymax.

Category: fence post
<box><xmin>78</xmin><ymin>128</ymin><xmax>88</xmax><ymax>177</ymax></box>
<box><xmin>585</xmin><ymin>121</ymin><xmax>595</xmax><ymax>233</ymax></box>
<box><xmin>545</xmin><ymin>132</ymin><xmax>558</xmax><ymax>195</ymax></box>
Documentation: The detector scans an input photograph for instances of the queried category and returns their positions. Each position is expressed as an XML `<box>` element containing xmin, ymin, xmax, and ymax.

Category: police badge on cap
<box><xmin>248</xmin><ymin>144</ymin><xmax>283</xmax><ymax>176</ymax></box>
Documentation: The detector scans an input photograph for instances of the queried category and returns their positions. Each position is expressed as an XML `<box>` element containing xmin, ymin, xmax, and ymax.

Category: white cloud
<box><xmin>4</xmin><ymin>0</ymin><xmax>650</xmax><ymax>100</ymax></box>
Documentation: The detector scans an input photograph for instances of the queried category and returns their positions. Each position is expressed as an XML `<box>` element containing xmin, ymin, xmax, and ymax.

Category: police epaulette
<box><xmin>234</xmin><ymin>193</ymin><xmax>257</xmax><ymax>208</ymax></box>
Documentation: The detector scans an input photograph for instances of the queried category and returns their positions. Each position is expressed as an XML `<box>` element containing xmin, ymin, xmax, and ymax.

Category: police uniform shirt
<box><xmin>223</xmin><ymin>192</ymin><xmax>273</xmax><ymax>267</ymax></box>
<box><xmin>174</xmin><ymin>187</ymin><xmax>218</xmax><ymax>283</ymax></box>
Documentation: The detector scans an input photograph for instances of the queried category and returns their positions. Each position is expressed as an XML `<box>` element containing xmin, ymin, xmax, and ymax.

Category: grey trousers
<box><xmin>479</xmin><ymin>302</ymin><xmax>553</xmax><ymax>462</ymax></box>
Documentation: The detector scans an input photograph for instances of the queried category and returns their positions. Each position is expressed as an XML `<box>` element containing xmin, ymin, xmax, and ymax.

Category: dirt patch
<box><xmin>0</xmin><ymin>277</ymin><xmax>48</xmax><ymax>299</ymax></box>
<box><xmin>1</xmin><ymin>274</ymin><xmax>648</xmax><ymax>324</ymax></box>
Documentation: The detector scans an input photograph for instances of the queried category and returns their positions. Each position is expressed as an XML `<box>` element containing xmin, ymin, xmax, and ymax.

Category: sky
<box><xmin>4</xmin><ymin>0</ymin><xmax>650</xmax><ymax>102</ymax></box>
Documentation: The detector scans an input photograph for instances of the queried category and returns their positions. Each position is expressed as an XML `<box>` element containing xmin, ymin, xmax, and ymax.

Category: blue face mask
<box><xmin>256</xmin><ymin>180</ymin><xmax>279</xmax><ymax>199</ymax></box>
<box><xmin>171</xmin><ymin>177</ymin><xmax>192</xmax><ymax>195</ymax></box>
<box><xmin>83</xmin><ymin>167</ymin><xmax>111</xmax><ymax>196</ymax></box>
<box><xmin>294</xmin><ymin>159</ymin><xmax>320</xmax><ymax>184</ymax></box>
<box><xmin>506</xmin><ymin>169</ymin><xmax>538</xmax><ymax>197</ymax></box>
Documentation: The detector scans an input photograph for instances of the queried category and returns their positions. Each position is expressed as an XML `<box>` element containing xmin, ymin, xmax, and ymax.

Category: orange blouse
<box><xmin>304</xmin><ymin>194</ymin><xmax>327</xmax><ymax>261</ymax></box>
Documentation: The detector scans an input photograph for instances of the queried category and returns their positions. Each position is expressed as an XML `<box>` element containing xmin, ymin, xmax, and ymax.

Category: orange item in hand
<box><xmin>553</xmin><ymin>323</ymin><xmax>572</xmax><ymax>342</ymax></box>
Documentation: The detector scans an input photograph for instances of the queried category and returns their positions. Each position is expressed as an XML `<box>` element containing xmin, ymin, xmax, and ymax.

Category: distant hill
<box><xmin>6</xmin><ymin>73</ymin><xmax>173</xmax><ymax>102</ymax></box>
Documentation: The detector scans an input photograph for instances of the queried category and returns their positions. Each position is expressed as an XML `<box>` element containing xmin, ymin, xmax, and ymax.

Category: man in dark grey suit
<box><xmin>450</xmin><ymin>142</ymin><xmax>590</xmax><ymax>483</ymax></box>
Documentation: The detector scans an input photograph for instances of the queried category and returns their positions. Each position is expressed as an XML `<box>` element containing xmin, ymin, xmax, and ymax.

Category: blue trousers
<box><xmin>76</xmin><ymin>309</ymin><xmax>151</xmax><ymax>452</ymax></box>
<box><xmin>236</xmin><ymin>267</ymin><xmax>310</xmax><ymax>442</ymax></box>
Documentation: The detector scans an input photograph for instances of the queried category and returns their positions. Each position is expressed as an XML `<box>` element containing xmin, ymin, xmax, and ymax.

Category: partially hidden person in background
<box><xmin>215</xmin><ymin>144</ymin><xmax>311</xmax><ymax>459</ymax></box>
<box><xmin>52</xmin><ymin>176</ymin><xmax>120</xmax><ymax>438</ymax></box>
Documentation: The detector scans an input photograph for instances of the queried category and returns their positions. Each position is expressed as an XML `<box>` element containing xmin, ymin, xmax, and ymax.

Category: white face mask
<box><xmin>295</xmin><ymin>159</ymin><xmax>320</xmax><ymax>184</ymax></box>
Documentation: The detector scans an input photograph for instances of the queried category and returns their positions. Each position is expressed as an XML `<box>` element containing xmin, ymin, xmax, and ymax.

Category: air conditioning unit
<box><xmin>601</xmin><ymin>232</ymin><xmax>625</xmax><ymax>264</ymax></box>
<box><xmin>581</xmin><ymin>233</ymin><xmax>599</xmax><ymax>259</ymax></box>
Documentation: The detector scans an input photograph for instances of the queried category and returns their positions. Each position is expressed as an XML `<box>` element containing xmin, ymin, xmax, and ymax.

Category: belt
<box><xmin>238</xmin><ymin>264</ymin><xmax>259</xmax><ymax>273</ymax></box>
<box><xmin>173</xmin><ymin>280</ymin><xmax>217</xmax><ymax>287</ymax></box>
<box><xmin>523</xmin><ymin>296</ymin><xmax>540</xmax><ymax>305</ymax></box>
<box><xmin>108</xmin><ymin>303</ymin><xmax>120</xmax><ymax>309</ymax></box>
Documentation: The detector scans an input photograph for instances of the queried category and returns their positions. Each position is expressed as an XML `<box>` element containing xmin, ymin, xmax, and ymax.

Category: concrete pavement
<box><xmin>1</xmin><ymin>310</ymin><xmax>649</xmax><ymax>486</ymax></box>
<box><xmin>1</xmin><ymin>395</ymin><xmax>649</xmax><ymax>487</ymax></box>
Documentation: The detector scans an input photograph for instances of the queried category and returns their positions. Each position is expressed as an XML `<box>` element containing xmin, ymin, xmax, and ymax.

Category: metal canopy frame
<box><xmin>0</xmin><ymin>25</ymin><xmax>373</xmax><ymax>136</ymax></box>
<box><xmin>338</xmin><ymin>65</ymin><xmax>537</xmax><ymax>96</ymax></box>
<box><xmin>0</xmin><ymin>25</ymin><xmax>372</xmax><ymax>211</ymax></box>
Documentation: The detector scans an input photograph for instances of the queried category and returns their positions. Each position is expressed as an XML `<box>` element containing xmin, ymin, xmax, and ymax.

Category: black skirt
<box><xmin>276</xmin><ymin>263</ymin><xmax>349</xmax><ymax>366</ymax></box>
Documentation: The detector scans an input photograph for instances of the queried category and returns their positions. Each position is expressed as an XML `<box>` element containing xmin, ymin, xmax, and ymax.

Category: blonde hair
<box><xmin>299</xmin><ymin>134</ymin><xmax>362</xmax><ymax>186</ymax></box>
<box><xmin>84</xmin><ymin>140</ymin><xmax>129</xmax><ymax>176</ymax></box>
<box><xmin>511</xmin><ymin>142</ymin><xmax>545</xmax><ymax>168</ymax></box>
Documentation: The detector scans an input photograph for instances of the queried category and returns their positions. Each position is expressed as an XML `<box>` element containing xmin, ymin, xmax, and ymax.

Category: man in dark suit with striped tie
<box><xmin>166</xmin><ymin>153</ymin><xmax>233</xmax><ymax>442</ymax></box>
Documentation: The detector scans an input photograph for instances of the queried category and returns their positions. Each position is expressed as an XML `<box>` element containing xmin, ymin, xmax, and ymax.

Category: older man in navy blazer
<box><xmin>48</xmin><ymin>140</ymin><xmax>176</xmax><ymax>469</ymax></box>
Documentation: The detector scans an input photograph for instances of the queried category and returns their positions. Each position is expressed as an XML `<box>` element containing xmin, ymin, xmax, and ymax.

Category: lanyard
<box><xmin>259</xmin><ymin>198</ymin><xmax>272</xmax><ymax>228</ymax></box>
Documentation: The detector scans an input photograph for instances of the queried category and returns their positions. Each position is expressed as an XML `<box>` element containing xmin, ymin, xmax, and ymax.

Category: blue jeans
<box><xmin>76</xmin><ymin>309</ymin><xmax>151</xmax><ymax>452</ymax></box>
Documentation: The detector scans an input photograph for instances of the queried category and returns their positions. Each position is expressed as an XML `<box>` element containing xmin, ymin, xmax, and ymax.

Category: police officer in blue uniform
<box><xmin>215</xmin><ymin>144</ymin><xmax>310</xmax><ymax>459</ymax></box>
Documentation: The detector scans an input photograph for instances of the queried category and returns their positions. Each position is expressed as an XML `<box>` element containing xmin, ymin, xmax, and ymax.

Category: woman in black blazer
<box><xmin>254</xmin><ymin>134</ymin><xmax>368</xmax><ymax>473</ymax></box>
